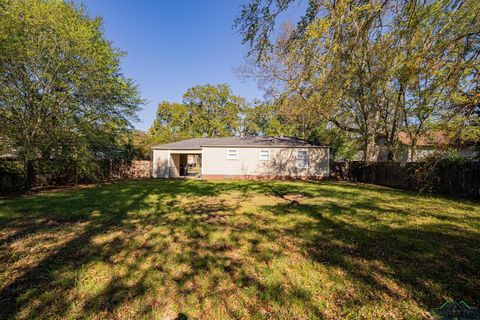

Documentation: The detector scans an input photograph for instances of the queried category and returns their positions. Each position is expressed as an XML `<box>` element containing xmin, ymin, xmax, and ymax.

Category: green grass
<box><xmin>0</xmin><ymin>180</ymin><xmax>479</xmax><ymax>319</ymax></box>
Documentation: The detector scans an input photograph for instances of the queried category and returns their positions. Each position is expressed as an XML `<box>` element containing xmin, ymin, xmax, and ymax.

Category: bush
<box><xmin>437</xmin><ymin>150</ymin><xmax>470</xmax><ymax>165</ymax></box>
<box><xmin>0</xmin><ymin>161</ymin><xmax>24</xmax><ymax>192</ymax></box>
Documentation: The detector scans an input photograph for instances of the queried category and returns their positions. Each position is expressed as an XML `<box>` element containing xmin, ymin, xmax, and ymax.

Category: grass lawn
<box><xmin>0</xmin><ymin>180</ymin><xmax>479</xmax><ymax>319</ymax></box>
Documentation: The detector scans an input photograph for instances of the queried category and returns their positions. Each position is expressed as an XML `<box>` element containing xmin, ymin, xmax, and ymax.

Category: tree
<box><xmin>243</xmin><ymin>98</ymin><xmax>357</xmax><ymax>159</ymax></box>
<box><xmin>148</xmin><ymin>101</ymin><xmax>194</xmax><ymax>144</ymax></box>
<box><xmin>124</xmin><ymin>130</ymin><xmax>152</xmax><ymax>161</ymax></box>
<box><xmin>183</xmin><ymin>84</ymin><xmax>245</xmax><ymax>137</ymax></box>
<box><xmin>391</xmin><ymin>0</ymin><xmax>480</xmax><ymax>160</ymax></box>
<box><xmin>235</xmin><ymin>0</ymin><xmax>480</xmax><ymax>161</ymax></box>
<box><xmin>149</xmin><ymin>84</ymin><xmax>244</xmax><ymax>143</ymax></box>
<box><xmin>243</xmin><ymin>101</ymin><xmax>291</xmax><ymax>136</ymax></box>
<box><xmin>0</xmin><ymin>0</ymin><xmax>142</xmax><ymax>187</ymax></box>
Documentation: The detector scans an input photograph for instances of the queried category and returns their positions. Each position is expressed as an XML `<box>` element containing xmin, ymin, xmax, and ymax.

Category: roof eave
<box><xmin>151</xmin><ymin>147</ymin><xmax>203</xmax><ymax>150</ymax></box>
<box><xmin>200</xmin><ymin>144</ymin><xmax>329</xmax><ymax>148</ymax></box>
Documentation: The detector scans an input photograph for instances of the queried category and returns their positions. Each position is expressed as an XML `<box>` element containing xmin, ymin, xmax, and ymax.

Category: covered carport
<box><xmin>168</xmin><ymin>150</ymin><xmax>202</xmax><ymax>178</ymax></box>
<box><xmin>152</xmin><ymin>138</ymin><xmax>214</xmax><ymax>178</ymax></box>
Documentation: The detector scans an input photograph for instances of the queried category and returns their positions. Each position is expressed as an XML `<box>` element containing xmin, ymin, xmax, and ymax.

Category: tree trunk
<box><xmin>409</xmin><ymin>141</ymin><xmax>417</xmax><ymax>162</ymax></box>
<box><xmin>366</xmin><ymin>133</ymin><xmax>377</xmax><ymax>161</ymax></box>
<box><xmin>362</xmin><ymin>138</ymin><xmax>368</xmax><ymax>161</ymax></box>
<box><xmin>24</xmin><ymin>159</ymin><xmax>35</xmax><ymax>190</ymax></box>
<box><xmin>387</xmin><ymin>149</ymin><xmax>394</xmax><ymax>161</ymax></box>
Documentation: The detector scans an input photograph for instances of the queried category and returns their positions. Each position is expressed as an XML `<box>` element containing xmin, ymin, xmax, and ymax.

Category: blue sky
<box><xmin>74</xmin><ymin>1</ymin><xmax>260</xmax><ymax>131</ymax></box>
<box><xmin>76</xmin><ymin>1</ymin><xmax>305</xmax><ymax>131</ymax></box>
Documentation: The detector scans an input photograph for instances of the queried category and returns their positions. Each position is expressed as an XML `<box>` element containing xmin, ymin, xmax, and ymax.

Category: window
<box><xmin>260</xmin><ymin>149</ymin><xmax>270</xmax><ymax>161</ymax></box>
<box><xmin>296</xmin><ymin>150</ymin><xmax>308</xmax><ymax>168</ymax></box>
<box><xmin>227</xmin><ymin>149</ymin><xmax>237</xmax><ymax>160</ymax></box>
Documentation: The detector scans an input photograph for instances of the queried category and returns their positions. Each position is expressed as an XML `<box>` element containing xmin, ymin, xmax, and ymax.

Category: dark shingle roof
<box><xmin>151</xmin><ymin>137</ymin><xmax>218</xmax><ymax>150</ymax></box>
<box><xmin>152</xmin><ymin>136</ymin><xmax>326</xmax><ymax>150</ymax></box>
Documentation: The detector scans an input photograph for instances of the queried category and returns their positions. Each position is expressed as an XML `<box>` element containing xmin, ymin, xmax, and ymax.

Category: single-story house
<box><xmin>376</xmin><ymin>131</ymin><xmax>478</xmax><ymax>163</ymax></box>
<box><xmin>152</xmin><ymin>136</ymin><xmax>330</xmax><ymax>179</ymax></box>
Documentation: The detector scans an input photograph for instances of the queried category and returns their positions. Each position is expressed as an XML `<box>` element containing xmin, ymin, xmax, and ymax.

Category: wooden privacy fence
<box><xmin>109</xmin><ymin>160</ymin><xmax>152</xmax><ymax>179</ymax></box>
<box><xmin>0</xmin><ymin>160</ymin><xmax>152</xmax><ymax>193</ymax></box>
<box><xmin>129</xmin><ymin>160</ymin><xmax>152</xmax><ymax>179</ymax></box>
<box><xmin>331</xmin><ymin>161</ymin><xmax>480</xmax><ymax>198</ymax></box>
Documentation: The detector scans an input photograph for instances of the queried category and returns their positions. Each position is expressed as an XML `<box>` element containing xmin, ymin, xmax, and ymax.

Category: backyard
<box><xmin>0</xmin><ymin>179</ymin><xmax>479</xmax><ymax>319</ymax></box>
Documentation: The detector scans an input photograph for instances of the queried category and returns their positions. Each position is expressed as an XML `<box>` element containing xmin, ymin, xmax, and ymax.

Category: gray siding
<box><xmin>201</xmin><ymin>147</ymin><xmax>329</xmax><ymax>177</ymax></box>
<box><xmin>152</xmin><ymin>149</ymin><xmax>169</xmax><ymax>178</ymax></box>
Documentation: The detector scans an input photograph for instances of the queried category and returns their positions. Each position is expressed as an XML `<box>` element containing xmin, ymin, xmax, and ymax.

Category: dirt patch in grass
<box><xmin>282</xmin><ymin>193</ymin><xmax>305</xmax><ymax>205</ymax></box>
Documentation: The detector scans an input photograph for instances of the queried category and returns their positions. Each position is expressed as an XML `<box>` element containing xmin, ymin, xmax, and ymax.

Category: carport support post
<box><xmin>167</xmin><ymin>150</ymin><xmax>171</xmax><ymax>178</ymax></box>
<box><xmin>327</xmin><ymin>147</ymin><xmax>330</xmax><ymax>178</ymax></box>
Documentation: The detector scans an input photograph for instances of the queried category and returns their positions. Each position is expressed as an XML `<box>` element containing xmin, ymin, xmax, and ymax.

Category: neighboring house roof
<box><xmin>397</xmin><ymin>131</ymin><xmax>449</xmax><ymax>147</ymax></box>
<box><xmin>397</xmin><ymin>131</ymin><xmax>476</xmax><ymax>147</ymax></box>
<box><xmin>152</xmin><ymin>136</ymin><xmax>326</xmax><ymax>150</ymax></box>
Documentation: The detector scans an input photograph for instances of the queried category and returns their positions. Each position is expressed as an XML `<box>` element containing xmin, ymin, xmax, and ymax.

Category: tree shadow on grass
<box><xmin>1</xmin><ymin>179</ymin><xmax>478</xmax><ymax>319</ymax></box>
<box><xmin>0</xmin><ymin>179</ymin><xmax>247</xmax><ymax>319</ymax></box>
<box><xmin>0</xmin><ymin>187</ymin><xmax>154</xmax><ymax>319</ymax></box>
<box><xmin>0</xmin><ymin>179</ymin><xmax>305</xmax><ymax>319</ymax></box>
<box><xmin>265</xmin><ymin>200</ymin><xmax>480</xmax><ymax>310</ymax></box>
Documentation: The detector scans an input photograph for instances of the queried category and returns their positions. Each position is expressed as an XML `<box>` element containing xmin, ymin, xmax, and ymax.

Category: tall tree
<box><xmin>149</xmin><ymin>84</ymin><xmax>244</xmax><ymax>143</ymax></box>
<box><xmin>183</xmin><ymin>84</ymin><xmax>245</xmax><ymax>137</ymax></box>
<box><xmin>243</xmin><ymin>102</ymin><xmax>287</xmax><ymax>136</ymax></box>
<box><xmin>243</xmin><ymin>98</ymin><xmax>357</xmax><ymax>159</ymax></box>
<box><xmin>148</xmin><ymin>102</ymin><xmax>194</xmax><ymax>144</ymax></box>
<box><xmin>235</xmin><ymin>0</ymin><xmax>480</xmax><ymax>161</ymax></box>
<box><xmin>0</xmin><ymin>0</ymin><xmax>142</xmax><ymax>187</ymax></box>
<box><xmin>393</xmin><ymin>0</ymin><xmax>480</xmax><ymax>159</ymax></box>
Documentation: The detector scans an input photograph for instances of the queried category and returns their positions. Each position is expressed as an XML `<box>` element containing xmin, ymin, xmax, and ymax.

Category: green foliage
<box><xmin>309</xmin><ymin>126</ymin><xmax>358</xmax><ymax>160</ymax></box>
<box><xmin>0</xmin><ymin>159</ymin><xmax>22</xmax><ymax>174</ymax></box>
<box><xmin>184</xmin><ymin>84</ymin><xmax>245</xmax><ymax>136</ymax></box>
<box><xmin>149</xmin><ymin>87</ymin><xmax>358</xmax><ymax>159</ymax></box>
<box><xmin>235</xmin><ymin>0</ymin><xmax>480</xmax><ymax>161</ymax></box>
<box><xmin>438</xmin><ymin>150</ymin><xmax>470</xmax><ymax>165</ymax></box>
<box><xmin>149</xmin><ymin>84</ymin><xmax>245</xmax><ymax>143</ymax></box>
<box><xmin>243</xmin><ymin>98</ymin><xmax>358</xmax><ymax>159</ymax></box>
<box><xmin>148</xmin><ymin>102</ymin><xmax>193</xmax><ymax>144</ymax></box>
<box><xmin>243</xmin><ymin>102</ymin><xmax>293</xmax><ymax>136</ymax></box>
<box><xmin>127</xmin><ymin>131</ymin><xmax>152</xmax><ymax>160</ymax></box>
<box><xmin>0</xmin><ymin>0</ymin><xmax>143</xmax><ymax>186</ymax></box>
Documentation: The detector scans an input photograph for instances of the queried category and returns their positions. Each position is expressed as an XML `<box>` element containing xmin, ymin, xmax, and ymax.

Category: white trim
<box><xmin>327</xmin><ymin>147</ymin><xmax>330</xmax><ymax>177</ymax></box>
<box><xmin>152</xmin><ymin>150</ymin><xmax>156</xmax><ymax>178</ymax></box>
<box><xmin>167</xmin><ymin>150</ymin><xmax>171</xmax><ymax>178</ymax></box>
<box><xmin>226</xmin><ymin>149</ymin><xmax>238</xmax><ymax>160</ymax></box>
<box><xmin>259</xmin><ymin>149</ymin><xmax>270</xmax><ymax>161</ymax></box>
<box><xmin>156</xmin><ymin>149</ymin><xmax>202</xmax><ymax>154</ymax></box>
<box><xmin>199</xmin><ymin>145</ymin><xmax>330</xmax><ymax>148</ymax></box>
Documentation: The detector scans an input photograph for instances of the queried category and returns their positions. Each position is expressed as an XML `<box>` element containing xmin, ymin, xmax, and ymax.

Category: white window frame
<box><xmin>259</xmin><ymin>149</ymin><xmax>270</xmax><ymax>161</ymax></box>
<box><xmin>296</xmin><ymin>150</ymin><xmax>308</xmax><ymax>168</ymax></box>
<box><xmin>227</xmin><ymin>149</ymin><xmax>238</xmax><ymax>160</ymax></box>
